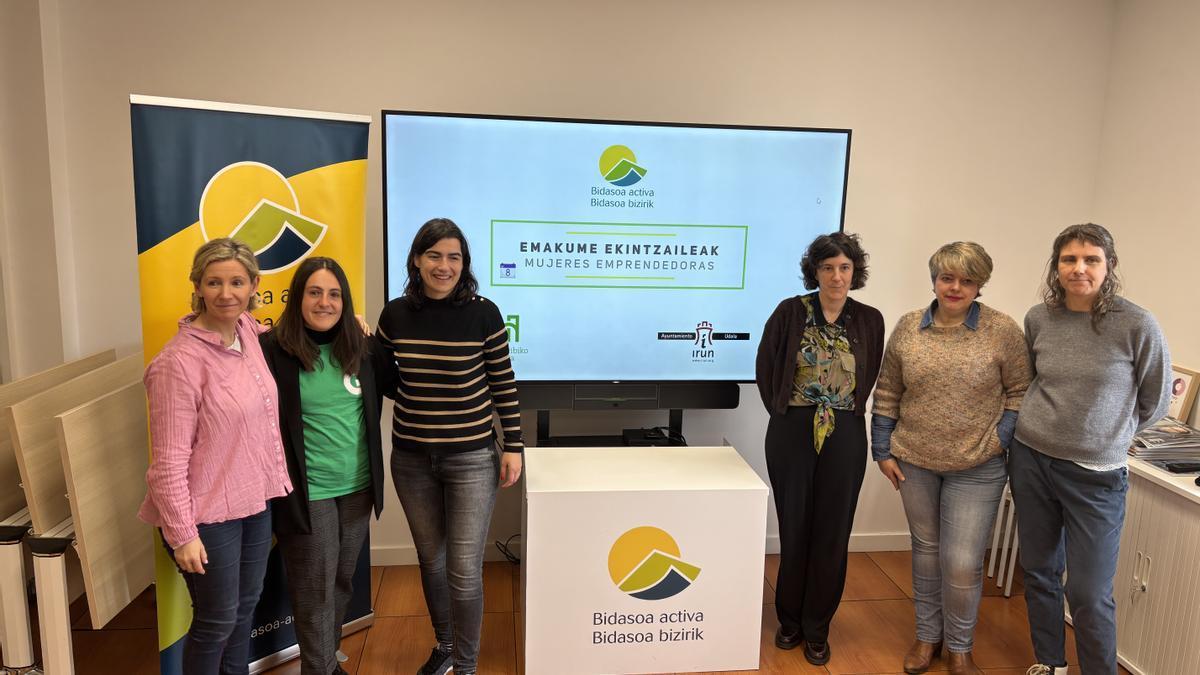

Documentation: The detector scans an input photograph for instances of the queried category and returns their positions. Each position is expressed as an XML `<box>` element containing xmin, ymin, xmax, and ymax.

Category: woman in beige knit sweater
<box><xmin>871</xmin><ymin>241</ymin><xmax>1031</xmax><ymax>675</ymax></box>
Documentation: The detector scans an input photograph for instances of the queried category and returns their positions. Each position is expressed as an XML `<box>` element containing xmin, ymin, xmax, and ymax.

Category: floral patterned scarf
<box><xmin>791</xmin><ymin>295</ymin><xmax>857</xmax><ymax>452</ymax></box>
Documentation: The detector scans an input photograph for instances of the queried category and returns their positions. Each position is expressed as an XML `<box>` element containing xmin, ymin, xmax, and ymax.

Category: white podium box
<box><xmin>522</xmin><ymin>446</ymin><xmax>769</xmax><ymax>675</ymax></box>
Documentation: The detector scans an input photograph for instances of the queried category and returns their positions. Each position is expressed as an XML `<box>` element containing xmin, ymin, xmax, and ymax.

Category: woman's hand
<box><xmin>174</xmin><ymin>537</ymin><xmax>208</xmax><ymax>574</ymax></box>
<box><xmin>876</xmin><ymin>458</ymin><xmax>905</xmax><ymax>491</ymax></box>
<box><xmin>499</xmin><ymin>452</ymin><xmax>523</xmax><ymax>488</ymax></box>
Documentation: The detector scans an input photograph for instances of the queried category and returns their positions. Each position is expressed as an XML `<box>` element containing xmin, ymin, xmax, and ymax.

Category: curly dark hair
<box><xmin>1041</xmin><ymin>223</ymin><xmax>1122</xmax><ymax>329</ymax></box>
<box><xmin>800</xmin><ymin>231</ymin><xmax>870</xmax><ymax>291</ymax></box>
<box><xmin>403</xmin><ymin>217</ymin><xmax>479</xmax><ymax>307</ymax></box>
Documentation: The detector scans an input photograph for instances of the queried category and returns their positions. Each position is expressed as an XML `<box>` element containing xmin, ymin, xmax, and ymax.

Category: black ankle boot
<box><xmin>774</xmin><ymin>626</ymin><xmax>801</xmax><ymax>650</ymax></box>
<box><xmin>804</xmin><ymin>640</ymin><xmax>830</xmax><ymax>665</ymax></box>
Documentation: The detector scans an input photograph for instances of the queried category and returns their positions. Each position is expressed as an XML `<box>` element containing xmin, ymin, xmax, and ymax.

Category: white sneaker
<box><xmin>1026</xmin><ymin>665</ymin><xmax>1068</xmax><ymax>675</ymax></box>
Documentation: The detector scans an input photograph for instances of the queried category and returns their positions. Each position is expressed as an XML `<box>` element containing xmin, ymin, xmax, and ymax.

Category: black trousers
<box><xmin>765</xmin><ymin>405</ymin><xmax>867</xmax><ymax>643</ymax></box>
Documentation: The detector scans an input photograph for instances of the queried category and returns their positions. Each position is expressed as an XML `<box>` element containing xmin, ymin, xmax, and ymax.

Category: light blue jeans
<box><xmin>391</xmin><ymin>446</ymin><xmax>499</xmax><ymax>674</ymax></box>
<box><xmin>897</xmin><ymin>455</ymin><xmax>1007</xmax><ymax>653</ymax></box>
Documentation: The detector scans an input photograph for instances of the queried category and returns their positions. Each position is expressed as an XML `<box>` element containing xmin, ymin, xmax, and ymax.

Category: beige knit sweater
<box><xmin>871</xmin><ymin>303</ymin><xmax>1032</xmax><ymax>472</ymax></box>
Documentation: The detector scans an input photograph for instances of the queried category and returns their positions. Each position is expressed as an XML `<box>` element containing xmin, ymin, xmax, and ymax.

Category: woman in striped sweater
<box><xmin>375</xmin><ymin>218</ymin><xmax>523</xmax><ymax>675</ymax></box>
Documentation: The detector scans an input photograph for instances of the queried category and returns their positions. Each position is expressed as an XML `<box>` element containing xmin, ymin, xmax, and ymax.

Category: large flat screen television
<box><xmin>382</xmin><ymin>112</ymin><xmax>850</xmax><ymax>405</ymax></box>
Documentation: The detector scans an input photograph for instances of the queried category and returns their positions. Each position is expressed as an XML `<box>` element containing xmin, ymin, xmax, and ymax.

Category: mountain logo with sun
<box><xmin>198</xmin><ymin>161</ymin><xmax>328</xmax><ymax>273</ymax></box>
<box><xmin>599</xmin><ymin>145</ymin><xmax>647</xmax><ymax>187</ymax></box>
<box><xmin>607</xmin><ymin>526</ymin><xmax>701</xmax><ymax>600</ymax></box>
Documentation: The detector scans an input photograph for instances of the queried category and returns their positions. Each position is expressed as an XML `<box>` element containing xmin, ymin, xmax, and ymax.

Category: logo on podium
<box><xmin>607</xmin><ymin>526</ymin><xmax>701</xmax><ymax>600</ymax></box>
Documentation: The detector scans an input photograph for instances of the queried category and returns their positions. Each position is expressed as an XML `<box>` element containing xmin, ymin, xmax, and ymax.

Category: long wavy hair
<box><xmin>274</xmin><ymin>257</ymin><xmax>365</xmax><ymax>376</ymax></box>
<box><xmin>1042</xmin><ymin>223</ymin><xmax>1122</xmax><ymax>329</ymax></box>
<box><xmin>403</xmin><ymin>217</ymin><xmax>479</xmax><ymax>308</ymax></box>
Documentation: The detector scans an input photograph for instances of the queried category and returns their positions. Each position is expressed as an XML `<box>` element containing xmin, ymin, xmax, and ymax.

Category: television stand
<box><xmin>534</xmin><ymin>409</ymin><xmax>686</xmax><ymax>447</ymax></box>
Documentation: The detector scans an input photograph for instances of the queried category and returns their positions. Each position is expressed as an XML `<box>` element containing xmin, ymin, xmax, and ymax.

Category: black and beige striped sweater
<box><xmin>375</xmin><ymin>295</ymin><xmax>524</xmax><ymax>454</ymax></box>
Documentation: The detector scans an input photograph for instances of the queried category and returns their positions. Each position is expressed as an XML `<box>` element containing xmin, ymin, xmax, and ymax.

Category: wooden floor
<box><xmin>36</xmin><ymin>551</ymin><xmax>1119</xmax><ymax>674</ymax></box>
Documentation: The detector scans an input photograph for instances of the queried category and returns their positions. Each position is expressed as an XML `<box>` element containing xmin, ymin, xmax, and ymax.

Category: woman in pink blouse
<box><xmin>139</xmin><ymin>238</ymin><xmax>293</xmax><ymax>674</ymax></box>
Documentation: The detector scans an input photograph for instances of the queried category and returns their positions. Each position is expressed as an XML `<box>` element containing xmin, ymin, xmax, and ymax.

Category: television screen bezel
<box><xmin>380</xmin><ymin>109</ymin><xmax>852</xmax><ymax>388</ymax></box>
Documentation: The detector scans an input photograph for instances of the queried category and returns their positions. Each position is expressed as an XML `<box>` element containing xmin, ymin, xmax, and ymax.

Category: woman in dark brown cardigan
<box><xmin>755</xmin><ymin>231</ymin><xmax>884</xmax><ymax>666</ymax></box>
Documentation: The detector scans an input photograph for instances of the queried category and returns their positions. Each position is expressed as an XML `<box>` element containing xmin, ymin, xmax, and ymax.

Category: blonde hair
<box><xmin>189</xmin><ymin>238</ymin><xmax>261</xmax><ymax>313</ymax></box>
<box><xmin>928</xmin><ymin>241</ymin><xmax>993</xmax><ymax>292</ymax></box>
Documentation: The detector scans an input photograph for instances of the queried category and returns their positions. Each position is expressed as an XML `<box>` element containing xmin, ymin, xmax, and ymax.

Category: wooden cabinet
<box><xmin>1115</xmin><ymin>460</ymin><xmax>1200</xmax><ymax>675</ymax></box>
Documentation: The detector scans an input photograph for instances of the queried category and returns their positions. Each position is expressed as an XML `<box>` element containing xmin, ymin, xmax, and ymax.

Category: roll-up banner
<box><xmin>130</xmin><ymin>95</ymin><xmax>372</xmax><ymax>673</ymax></box>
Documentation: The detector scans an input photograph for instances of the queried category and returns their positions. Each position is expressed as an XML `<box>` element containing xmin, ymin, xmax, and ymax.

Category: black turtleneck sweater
<box><xmin>305</xmin><ymin>325</ymin><xmax>336</xmax><ymax>346</ymax></box>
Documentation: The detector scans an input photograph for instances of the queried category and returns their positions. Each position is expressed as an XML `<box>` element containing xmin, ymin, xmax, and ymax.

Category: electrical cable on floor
<box><xmin>650</xmin><ymin>426</ymin><xmax>687</xmax><ymax>446</ymax></box>
<box><xmin>495</xmin><ymin>533</ymin><xmax>521</xmax><ymax>564</ymax></box>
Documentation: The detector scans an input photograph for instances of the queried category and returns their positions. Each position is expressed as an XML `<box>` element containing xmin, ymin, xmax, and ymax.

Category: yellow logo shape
<box><xmin>608</xmin><ymin>526</ymin><xmax>701</xmax><ymax>600</ymax></box>
<box><xmin>199</xmin><ymin>161</ymin><xmax>328</xmax><ymax>274</ymax></box>
<box><xmin>598</xmin><ymin>145</ymin><xmax>647</xmax><ymax>186</ymax></box>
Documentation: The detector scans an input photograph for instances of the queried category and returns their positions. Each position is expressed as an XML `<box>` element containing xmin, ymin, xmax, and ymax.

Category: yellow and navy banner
<box><xmin>130</xmin><ymin>95</ymin><xmax>371</xmax><ymax>673</ymax></box>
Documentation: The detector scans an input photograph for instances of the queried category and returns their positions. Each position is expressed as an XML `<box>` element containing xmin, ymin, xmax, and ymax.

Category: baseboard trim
<box><xmin>762</xmin><ymin>532</ymin><xmax>911</xmax><ymax>555</ymax></box>
<box><xmin>371</xmin><ymin>544</ymin><xmax>516</xmax><ymax>567</ymax></box>
<box><xmin>849</xmin><ymin>532</ymin><xmax>912</xmax><ymax>552</ymax></box>
<box><xmin>374</xmin><ymin>532</ymin><xmax>913</xmax><ymax>565</ymax></box>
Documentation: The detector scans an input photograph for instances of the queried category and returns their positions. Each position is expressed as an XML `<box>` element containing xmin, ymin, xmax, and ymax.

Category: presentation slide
<box><xmin>383</xmin><ymin>113</ymin><xmax>849</xmax><ymax>382</ymax></box>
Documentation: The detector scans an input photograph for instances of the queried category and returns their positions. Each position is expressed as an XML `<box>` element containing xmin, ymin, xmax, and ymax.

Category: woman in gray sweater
<box><xmin>1011</xmin><ymin>223</ymin><xmax>1171</xmax><ymax>675</ymax></box>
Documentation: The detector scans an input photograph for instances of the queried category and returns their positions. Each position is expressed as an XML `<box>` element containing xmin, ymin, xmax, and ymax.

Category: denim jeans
<box><xmin>392</xmin><ymin>446</ymin><xmax>499</xmax><ymax>673</ymax></box>
<box><xmin>897</xmin><ymin>455</ymin><xmax>1007</xmax><ymax>653</ymax></box>
<box><xmin>163</xmin><ymin>508</ymin><xmax>273</xmax><ymax>675</ymax></box>
<box><xmin>1009</xmin><ymin>439</ymin><xmax>1127</xmax><ymax>674</ymax></box>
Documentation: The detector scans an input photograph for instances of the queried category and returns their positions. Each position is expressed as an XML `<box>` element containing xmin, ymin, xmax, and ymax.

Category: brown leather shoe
<box><xmin>946</xmin><ymin>650</ymin><xmax>982</xmax><ymax>675</ymax></box>
<box><xmin>902</xmin><ymin>640</ymin><xmax>942</xmax><ymax>673</ymax></box>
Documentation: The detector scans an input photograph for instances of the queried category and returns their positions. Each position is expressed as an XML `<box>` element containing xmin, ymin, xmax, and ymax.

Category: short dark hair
<box><xmin>274</xmin><ymin>257</ymin><xmax>365</xmax><ymax>376</ymax></box>
<box><xmin>403</xmin><ymin>217</ymin><xmax>479</xmax><ymax>307</ymax></box>
<box><xmin>800</xmin><ymin>232</ymin><xmax>870</xmax><ymax>291</ymax></box>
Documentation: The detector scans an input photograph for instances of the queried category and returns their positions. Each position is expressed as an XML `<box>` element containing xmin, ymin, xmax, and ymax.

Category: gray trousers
<box><xmin>277</xmin><ymin>488</ymin><xmax>373</xmax><ymax>675</ymax></box>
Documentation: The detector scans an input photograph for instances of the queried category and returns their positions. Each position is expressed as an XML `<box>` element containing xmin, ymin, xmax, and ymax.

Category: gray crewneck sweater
<box><xmin>1014</xmin><ymin>297</ymin><xmax>1171</xmax><ymax>465</ymax></box>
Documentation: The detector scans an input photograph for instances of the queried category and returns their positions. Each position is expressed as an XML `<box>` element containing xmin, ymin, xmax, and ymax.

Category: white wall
<box><xmin>0</xmin><ymin>0</ymin><xmax>67</xmax><ymax>379</ymax></box>
<box><xmin>1092</xmin><ymin>0</ymin><xmax>1200</xmax><ymax>407</ymax></box>
<box><xmin>0</xmin><ymin>183</ymin><xmax>10</xmax><ymax>383</ymax></box>
<box><xmin>4</xmin><ymin>0</ymin><xmax>1161</xmax><ymax>561</ymax></box>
